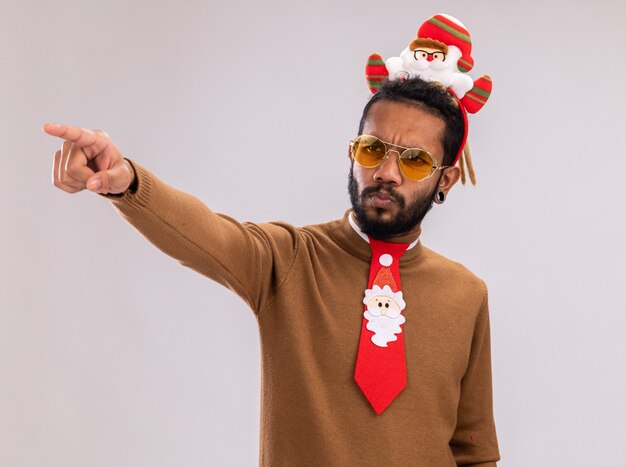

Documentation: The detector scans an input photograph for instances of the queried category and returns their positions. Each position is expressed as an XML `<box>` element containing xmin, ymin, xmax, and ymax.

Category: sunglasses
<box><xmin>349</xmin><ymin>134</ymin><xmax>449</xmax><ymax>182</ymax></box>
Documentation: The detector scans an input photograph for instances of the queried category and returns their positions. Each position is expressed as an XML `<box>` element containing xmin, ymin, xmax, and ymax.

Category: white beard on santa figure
<box><xmin>364</xmin><ymin>310</ymin><xmax>406</xmax><ymax>348</ymax></box>
<box><xmin>362</xmin><ymin>284</ymin><xmax>407</xmax><ymax>348</ymax></box>
<box><xmin>386</xmin><ymin>46</ymin><xmax>474</xmax><ymax>98</ymax></box>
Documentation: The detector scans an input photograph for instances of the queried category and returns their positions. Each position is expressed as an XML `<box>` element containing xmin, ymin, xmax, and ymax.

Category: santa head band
<box><xmin>365</xmin><ymin>13</ymin><xmax>493</xmax><ymax>185</ymax></box>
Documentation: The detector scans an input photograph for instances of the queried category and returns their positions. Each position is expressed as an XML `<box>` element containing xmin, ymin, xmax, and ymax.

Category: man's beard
<box><xmin>348</xmin><ymin>166</ymin><xmax>438</xmax><ymax>241</ymax></box>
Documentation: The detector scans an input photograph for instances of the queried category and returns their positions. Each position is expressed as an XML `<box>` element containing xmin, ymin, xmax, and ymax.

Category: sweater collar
<box><xmin>348</xmin><ymin>212</ymin><xmax>420</xmax><ymax>250</ymax></box>
<box><xmin>329</xmin><ymin>209</ymin><xmax>423</xmax><ymax>263</ymax></box>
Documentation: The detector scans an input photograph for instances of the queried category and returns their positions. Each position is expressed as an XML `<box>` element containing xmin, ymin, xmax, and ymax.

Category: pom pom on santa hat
<box><xmin>417</xmin><ymin>14</ymin><xmax>474</xmax><ymax>73</ymax></box>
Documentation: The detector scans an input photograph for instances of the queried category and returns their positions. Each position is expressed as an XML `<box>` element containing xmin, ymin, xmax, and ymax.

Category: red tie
<box><xmin>354</xmin><ymin>238</ymin><xmax>410</xmax><ymax>415</ymax></box>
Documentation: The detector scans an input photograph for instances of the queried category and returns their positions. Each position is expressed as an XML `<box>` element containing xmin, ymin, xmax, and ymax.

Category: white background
<box><xmin>1</xmin><ymin>0</ymin><xmax>625</xmax><ymax>465</ymax></box>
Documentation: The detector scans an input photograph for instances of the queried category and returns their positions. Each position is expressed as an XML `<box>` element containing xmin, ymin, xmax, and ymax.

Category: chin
<box><xmin>367</xmin><ymin>205</ymin><xmax>396</xmax><ymax>220</ymax></box>
<box><xmin>347</xmin><ymin>167</ymin><xmax>431</xmax><ymax>240</ymax></box>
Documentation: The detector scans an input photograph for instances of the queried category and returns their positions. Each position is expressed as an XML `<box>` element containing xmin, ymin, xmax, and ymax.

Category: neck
<box><xmin>349</xmin><ymin>211</ymin><xmax>421</xmax><ymax>248</ymax></box>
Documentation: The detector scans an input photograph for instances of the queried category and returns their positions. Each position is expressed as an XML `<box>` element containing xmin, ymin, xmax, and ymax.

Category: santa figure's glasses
<box><xmin>413</xmin><ymin>49</ymin><xmax>446</xmax><ymax>62</ymax></box>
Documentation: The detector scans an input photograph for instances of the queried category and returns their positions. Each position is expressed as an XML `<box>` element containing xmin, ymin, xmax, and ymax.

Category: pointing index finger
<box><xmin>43</xmin><ymin>123</ymin><xmax>100</xmax><ymax>147</ymax></box>
<box><xmin>43</xmin><ymin>123</ymin><xmax>118</xmax><ymax>161</ymax></box>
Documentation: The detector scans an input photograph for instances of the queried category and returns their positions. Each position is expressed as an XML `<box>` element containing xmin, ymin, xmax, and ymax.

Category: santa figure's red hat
<box><xmin>417</xmin><ymin>14</ymin><xmax>475</xmax><ymax>73</ymax></box>
<box><xmin>362</xmin><ymin>252</ymin><xmax>407</xmax><ymax>311</ymax></box>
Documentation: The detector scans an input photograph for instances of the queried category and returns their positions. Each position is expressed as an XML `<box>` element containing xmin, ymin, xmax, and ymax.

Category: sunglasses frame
<box><xmin>349</xmin><ymin>134</ymin><xmax>450</xmax><ymax>182</ymax></box>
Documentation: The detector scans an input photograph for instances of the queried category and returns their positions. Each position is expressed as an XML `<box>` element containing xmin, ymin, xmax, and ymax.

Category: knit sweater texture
<box><xmin>103</xmin><ymin>159</ymin><xmax>500</xmax><ymax>466</ymax></box>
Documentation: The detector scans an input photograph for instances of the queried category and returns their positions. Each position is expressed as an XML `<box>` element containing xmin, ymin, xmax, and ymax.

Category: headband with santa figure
<box><xmin>365</xmin><ymin>13</ymin><xmax>492</xmax><ymax>185</ymax></box>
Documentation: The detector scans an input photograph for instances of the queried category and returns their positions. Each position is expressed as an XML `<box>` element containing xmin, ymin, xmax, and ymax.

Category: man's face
<box><xmin>348</xmin><ymin>100</ymin><xmax>448</xmax><ymax>241</ymax></box>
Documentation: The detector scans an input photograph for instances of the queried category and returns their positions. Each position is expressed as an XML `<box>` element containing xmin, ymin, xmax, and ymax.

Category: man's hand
<box><xmin>43</xmin><ymin>123</ymin><xmax>135</xmax><ymax>195</ymax></box>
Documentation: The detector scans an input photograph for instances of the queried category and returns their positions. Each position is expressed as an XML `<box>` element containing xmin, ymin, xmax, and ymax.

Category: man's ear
<box><xmin>438</xmin><ymin>166</ymin><xmax>461</xmax><ymax>194</ymax></box>
<box><xmin>347</xmin><ymin>143</ymin><xmax>354</xmax><ymax>162</ymax></box>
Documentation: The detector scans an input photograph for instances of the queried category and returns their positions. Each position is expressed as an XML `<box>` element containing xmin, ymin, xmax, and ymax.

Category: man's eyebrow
<box><xmin>373</xmin><ymin>135</ymin><xmax>426</xmax><ymax>150</ymax></box>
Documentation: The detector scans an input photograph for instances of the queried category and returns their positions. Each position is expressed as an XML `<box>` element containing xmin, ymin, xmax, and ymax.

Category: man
<box><xmin>45</xmin><ymin>77</ymin><xmax>500</xmax><ymax>466</ymax></box>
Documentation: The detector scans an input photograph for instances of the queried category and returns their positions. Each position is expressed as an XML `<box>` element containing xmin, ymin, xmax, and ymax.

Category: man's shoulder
<box><xmin>248</xmin><ymin>217</ymin><xmax>339</xmax><ymax>237</ymax></box>
<box><xmin>418</xmin><ymin>244</ymin><xmax>487</xmax><ymax>295</ymax></box>
<box><xmin>299</xmin><ymin>217</ymin><xmax>343</xmax><ymax>233</ymax></box>
<box><xmin>240</xmin><ymin>217</ymin><xmax>342</xmax><ymax>252</ymax></box>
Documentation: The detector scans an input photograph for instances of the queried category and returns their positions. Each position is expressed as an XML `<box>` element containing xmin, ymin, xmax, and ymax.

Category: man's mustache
<box><xmin>360</xmin><ymin>184</ymin><xmax>406</xmax><ymax>209</ymax></box>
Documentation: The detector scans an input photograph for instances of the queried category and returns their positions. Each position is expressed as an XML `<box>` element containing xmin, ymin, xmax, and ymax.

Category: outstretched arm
<box><xmin>44</xmin><ymin>123</ymin><xmax>300</xmax><ymax>313</ymax></box>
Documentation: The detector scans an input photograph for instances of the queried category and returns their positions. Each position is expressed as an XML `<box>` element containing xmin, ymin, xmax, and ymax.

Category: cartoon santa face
<box><xmin>398</xmin><ymin>39</ymin><xmax>462</xmax><ymax>87</ymax></box>
<box><xmin>365</xmin><ymin>294</ymin><xmax>403</xmax><ymax>318</ymax></box>
<box><xmin>363</xmin><ymin>285</ymin><xmax>407</xmax><ymax>347</ymax></box>
<box><xmin>384</xmin><ymin>31</ymin><xmax>474</xmax><ymax>98</ymax></box>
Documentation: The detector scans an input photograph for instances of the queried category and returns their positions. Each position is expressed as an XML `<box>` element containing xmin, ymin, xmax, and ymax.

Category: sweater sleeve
<box><xmin>449</xmin><ymin>288</ymin><xmax>500</xmax><ymax>466</ymax></box>
<box><xmin>99</xmin><ymin>158</ymin><xmax>299</xmax><ymax>314</ymax></box>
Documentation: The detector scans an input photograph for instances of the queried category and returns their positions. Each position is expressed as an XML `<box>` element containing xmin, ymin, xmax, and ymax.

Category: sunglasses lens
<box><xmin>399</xmin><ymin>149</ymin><xmax>435</xmax><ymax>181</ymax></box>
<box><xmin>351</xmin><ymin>135</ymin><xmax>386</xmax><ymax>168</ymax></box>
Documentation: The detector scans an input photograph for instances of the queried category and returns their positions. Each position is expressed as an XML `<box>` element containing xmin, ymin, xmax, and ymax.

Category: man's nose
<box><xmin>427</xmin><ymin>55</ymin><xmax>434</xmax><ymax>62</ymax></box>
<box><xmin>373</xmin><ymin>151</ymin><xmax>402</xmax><ymax>186</ymax></box>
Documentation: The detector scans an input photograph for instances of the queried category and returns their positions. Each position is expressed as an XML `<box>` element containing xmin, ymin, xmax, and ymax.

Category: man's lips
<box><xmin>369</xmin><ymin>192</ymin><xmax>396</xmax><ymax>208</ymax></box>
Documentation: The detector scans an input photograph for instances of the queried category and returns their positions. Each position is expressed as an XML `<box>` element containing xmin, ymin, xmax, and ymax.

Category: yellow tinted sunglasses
<box><xmin>349</xmin><ymin>134</ymin><xmax>449</xmax><ymax>181</ymax></box>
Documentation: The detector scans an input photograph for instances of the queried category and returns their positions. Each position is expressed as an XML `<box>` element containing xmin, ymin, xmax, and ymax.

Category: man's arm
<box><xmin>44</xmin><ymin>123</ymin><xmax>299</xmax><ymax>313</ymax></box>
<box><xmin>449</xmin><ymin>289</ymin><xmax>500</xmax><ymax>466</ymax></box>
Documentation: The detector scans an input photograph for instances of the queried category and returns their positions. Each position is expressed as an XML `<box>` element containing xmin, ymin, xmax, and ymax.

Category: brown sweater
<box><xmin>103</xmin><ymin>159</ymin><xmax>500</xmax><ymax>466</ymax></box>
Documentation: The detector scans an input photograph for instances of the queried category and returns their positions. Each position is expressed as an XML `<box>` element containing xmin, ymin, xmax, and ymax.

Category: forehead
<box><xmin>362</xmin><ymin>100</ymin><xmax>445</xmax><ymax>158</ymax></box>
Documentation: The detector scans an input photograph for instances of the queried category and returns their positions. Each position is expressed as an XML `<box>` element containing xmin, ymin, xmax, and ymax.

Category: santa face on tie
<box><xmin>363</xmin><ymin>284</ymin><xmax>406</xmax><ymax>348</ymax></box>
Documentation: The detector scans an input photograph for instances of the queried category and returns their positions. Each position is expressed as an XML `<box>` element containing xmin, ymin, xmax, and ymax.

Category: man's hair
<box><xmin>358</xmin><ymin>78</ymin><xmax>465</xmax><ymax>166</ymax></box>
